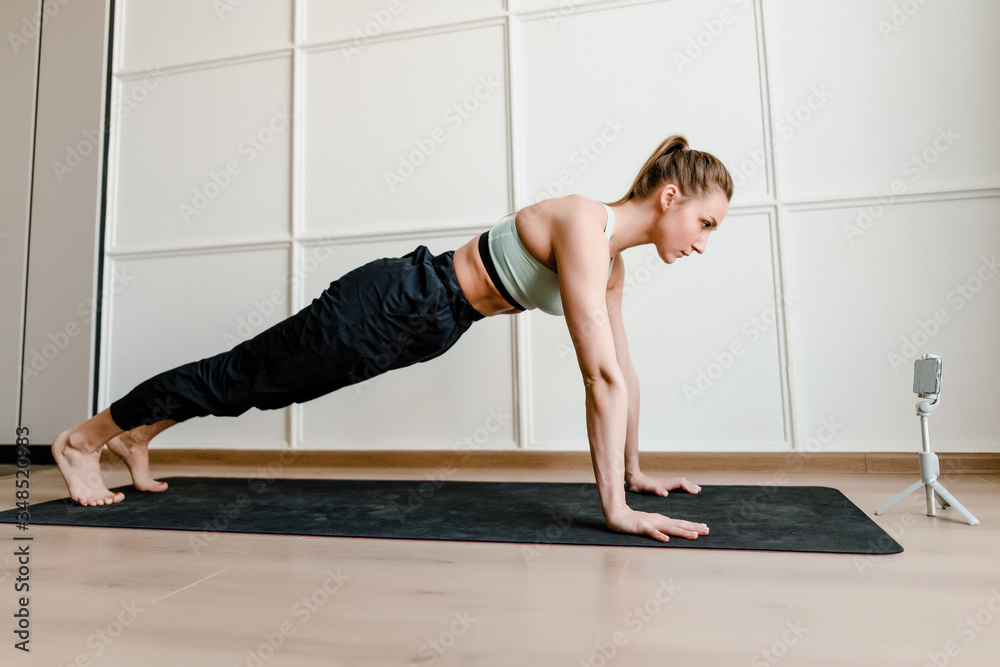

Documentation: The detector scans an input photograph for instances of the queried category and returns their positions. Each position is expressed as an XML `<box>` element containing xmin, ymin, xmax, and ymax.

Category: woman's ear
<box><xmin>659</xmin><ymin>183</ymin><xmax>679</xmax><ymax>210</ymax></box>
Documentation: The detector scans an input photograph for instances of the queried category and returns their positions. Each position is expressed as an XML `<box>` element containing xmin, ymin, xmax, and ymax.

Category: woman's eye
<box><xmin>702</xmin><ymin>220</ymin><xmax>711</xmax><ymax>228</ymax></box>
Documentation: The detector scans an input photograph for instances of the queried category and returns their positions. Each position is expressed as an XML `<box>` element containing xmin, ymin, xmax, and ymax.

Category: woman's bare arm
<box><xmin>554</xmin><ymin>199</ymin><xmax>629</xmax><ymax>521</ymax></box>
<box><xmin>554</xmin><ymin>197</ymin><xmax>707</xmax><ymax>541</ymax></box>
<box><xmin>605</xmin><ymin>255</ymin><xmax>703</xmax><ymax>500</ymax></box>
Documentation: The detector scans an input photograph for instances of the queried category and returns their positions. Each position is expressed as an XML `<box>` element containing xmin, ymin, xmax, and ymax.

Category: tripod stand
<box><xmin>875</xmin><ymin>391</ymin><xmax>979</xmax><ymax>526</ymax></box>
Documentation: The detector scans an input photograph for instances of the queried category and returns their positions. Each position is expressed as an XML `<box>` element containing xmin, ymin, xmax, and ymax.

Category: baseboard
<box><xmin>103</xmin><ymin>449</ymin><xmax>1000</xmax><ymax>475</ymax></box>
<box><xmin>4</xmin><ymin>445</ymin><xmax>995</xmax><ymax>474</ymax></box>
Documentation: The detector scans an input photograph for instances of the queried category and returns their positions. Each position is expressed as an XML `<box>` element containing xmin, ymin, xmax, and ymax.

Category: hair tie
<box><xmin>682</xmin><ymin>146</ymin><xmax>691</xmax><ymax>151</ymax></box>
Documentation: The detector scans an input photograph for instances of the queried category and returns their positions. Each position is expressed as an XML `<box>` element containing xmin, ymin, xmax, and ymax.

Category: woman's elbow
<box><xmin>581</xmin><ymin>366</ymin><xmax>626</xmax><ymax>393</ymax></box>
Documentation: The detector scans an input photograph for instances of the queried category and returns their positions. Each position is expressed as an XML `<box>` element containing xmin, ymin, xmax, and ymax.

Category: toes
<box><xmin>78</xmin><ymin>491</ymin><xmax>124</xmax><ymax>506</ymax></box>
<box><xmin>135</xmin><ymin>480</ymin><xmax>167</xmax><ymax>492</ymax></box>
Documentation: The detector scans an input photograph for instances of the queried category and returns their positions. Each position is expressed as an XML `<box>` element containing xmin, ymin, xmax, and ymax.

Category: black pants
<box><xmin>108</xmin><ymin>246</ymin><xmax>484</xmax><ymax>431</ymax></box>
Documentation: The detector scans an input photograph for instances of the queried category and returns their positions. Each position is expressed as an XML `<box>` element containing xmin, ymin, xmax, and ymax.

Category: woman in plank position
<box><xmin>52</xmin><ymin>134</ymin><xmax>732</xmax><ymax>542</ymax></box>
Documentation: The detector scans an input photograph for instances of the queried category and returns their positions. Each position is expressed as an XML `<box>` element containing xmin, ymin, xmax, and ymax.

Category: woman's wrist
<box><xmin>624</xmin><ymin>467</ymin><xmax>643</xmax><ymax>485</ymax></box>
<box><xmin>603</xmin><ymin>503</ymin><xmax>632</xmax><ymax>526</ymax></box>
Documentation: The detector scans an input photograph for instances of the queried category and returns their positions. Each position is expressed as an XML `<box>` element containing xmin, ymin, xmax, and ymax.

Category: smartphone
<box><xmin>913</xmin><ymin>354</ymin><xmax>942</xmax><ymax>396</ymax></box>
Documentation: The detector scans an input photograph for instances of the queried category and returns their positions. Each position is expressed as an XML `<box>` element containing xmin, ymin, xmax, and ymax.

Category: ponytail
<box><xmin>608</xmin><ymin>135</ymin><xmax>733</xmax><ymax>205</ymax></box>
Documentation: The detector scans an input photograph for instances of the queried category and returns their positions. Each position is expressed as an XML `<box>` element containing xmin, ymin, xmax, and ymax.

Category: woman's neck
<box><xmin>606</xmin><ymin>197</ymin><xmax>660</xmax><ymax>255</ymax></box>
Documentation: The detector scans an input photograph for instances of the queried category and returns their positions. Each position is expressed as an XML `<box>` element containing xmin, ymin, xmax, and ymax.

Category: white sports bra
<box><xmin>483</xmin><ymin>202</ymin><xmax>615</xmax><ymax>316</ymax></box>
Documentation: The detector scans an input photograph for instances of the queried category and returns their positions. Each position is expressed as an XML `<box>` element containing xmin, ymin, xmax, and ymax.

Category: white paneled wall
<box><xmin>112</xmin><ymin>57</ymin><xmax>293</xmax><ymax>249</ymax></box>
<box><xmin>302</xmin><ymin>0</ymin><xmax>504</xmax><ymax>44</ymax></box>
<box><xmin>517</xmin><ymin>0</ymin><xmax>768</xmax><ymax>206</ymax></box>
<box><xmin>103</xmin><ymin>0</ymin><xmax>999</xmax><ymax>452</ymax></box>
<box><xmin>763</xmin><ymin>0</ymin><xmax>1000</xmax><ymax>200</ymax></box>
<box><xmin>118</xmin><ymin>0</ymin><xmax>293</xmax><ymax>70</ymax></box>
<box><xmin>302</xmin><ymin>25</ymin><xmax>508</xmax><ymax>233</ymax></box>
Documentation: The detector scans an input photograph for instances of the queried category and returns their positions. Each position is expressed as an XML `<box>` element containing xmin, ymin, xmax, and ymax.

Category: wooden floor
<box><xmin>1</xmin><ymin>461</ymin><xmax>998</xmax><ymax>666</ymax></box>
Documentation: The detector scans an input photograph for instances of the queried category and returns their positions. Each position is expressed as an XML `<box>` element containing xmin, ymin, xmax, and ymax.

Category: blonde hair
<box><xmin>607</xmin><ymin>135</ymin><xmax>733</xmax><ymax>206</ymax></box>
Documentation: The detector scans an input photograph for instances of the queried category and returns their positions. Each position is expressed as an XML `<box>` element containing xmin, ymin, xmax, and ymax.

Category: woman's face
<box><xmin>653</xmin><ymin>185</ymin><xmax>730</xmax><ymax>264</ymax></box>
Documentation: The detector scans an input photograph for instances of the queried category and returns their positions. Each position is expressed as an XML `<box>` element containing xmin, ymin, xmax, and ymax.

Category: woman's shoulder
<box><xmin>518</xmin><ymin>194</ymin><xmax>604</xmax><ymax>228</ymax></box>
<box><xmin>551</xmin><ymin>193</ymin><xmax>601</xmax><ymax>216</ymax></box>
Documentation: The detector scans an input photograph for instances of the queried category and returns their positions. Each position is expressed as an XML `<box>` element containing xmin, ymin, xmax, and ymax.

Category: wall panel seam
<box><xmin>507</xmin><ymin>12</ymin><xmax>530</xmax><ymax>450</ymax></box>
<box><xmin>755</xmin><ymin>0</ymin><xmax>796</xmax><ymax>450</ymax></box>
<box><xmin>15</xmin><ymin>0</ymin><xmax>44</xmax><ymax>426</ymax></box>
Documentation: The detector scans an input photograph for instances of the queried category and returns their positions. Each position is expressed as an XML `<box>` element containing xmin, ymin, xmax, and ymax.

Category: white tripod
<box><xmin>875</xmin><ymin>355</ymin><xmax>979</xmax><ymax>526</ymax></box>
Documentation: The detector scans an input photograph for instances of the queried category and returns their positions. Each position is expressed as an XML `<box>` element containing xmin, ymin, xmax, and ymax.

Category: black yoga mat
<box><xmin>0</xmin><ymin>478</ymin><xmax>902</xmax><ymax>554</ymax></box>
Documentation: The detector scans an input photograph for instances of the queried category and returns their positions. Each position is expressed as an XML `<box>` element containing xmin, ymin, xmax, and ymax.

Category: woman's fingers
<box><xmin>655</xmin><ymin>516</ymin><xmax>709</xmax><ymax>539</ymax></box>
<box><xmin>608</xmin><ymin>507</ymin><xmax>709</xmax><ymax>542</ymax></box>
<box><xmin>632</xmin><ymin>474</ymin><xmax>703</xmax><ymax>495</ymax></box>
<box><xmin>677</xmin><ymin>477</ymin><xmax>702</xmax><ymax>494</ymax></box>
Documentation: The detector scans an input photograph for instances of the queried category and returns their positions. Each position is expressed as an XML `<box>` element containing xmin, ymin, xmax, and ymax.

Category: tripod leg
<box><xmin>875</xmin><ymin>480</ymin><xmax>923</xmax><ymax>516</ymax></box>
<box><xmin>934</xmin><ymin>491</ymin><xmax>951</xmax><ymax>510</ymax></box>
<box><xmin>928</xmin><ymin>481</ymin><xmax>980</xmax><ymax>526</ymax></box>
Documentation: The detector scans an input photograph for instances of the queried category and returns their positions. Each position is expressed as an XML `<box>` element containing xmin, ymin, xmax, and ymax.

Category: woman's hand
<box><xmin>606</xmin><ymin>506</ymin><xmax>709</xmax><ymax>542</ymax></box>
<box><xmin>625</xmin><ymin>472</ymin><xmax>702</xmax><ymax>497</ymax></box>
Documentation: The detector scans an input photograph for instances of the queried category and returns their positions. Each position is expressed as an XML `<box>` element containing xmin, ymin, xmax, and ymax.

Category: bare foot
<box><xmin>106</xmin><ymin>430</ymin><xmax>168</xmax><ymax>493</ymax></box>
<box><xmin>52</xmin><ymin>430</ymin><xmax>125</xmax><ymax>506</ymax></box>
